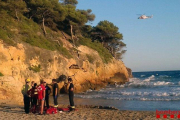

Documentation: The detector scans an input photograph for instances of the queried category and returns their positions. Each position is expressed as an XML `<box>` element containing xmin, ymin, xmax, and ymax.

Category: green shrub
<box><xmin>59</xmin><ymin>46</ymin><xmax>72</xmax><ymax>59</ymax></box>
<box><xmin>86</xmin><ymin>54</ymin><xmax>95</xmax><ymax>63</ymax></box>
<box><xmin>0</xmin><ymin>72</ymin><xmax>4</xmax><ymax>76</ymax></box>
<box><xmin>0</xmin><ymin>14</ymin><xmax>72</xmax><ymax>58</ymax></box>
<box><xmin>0</xmin><ymin>27</ymin><xmax>15</xmax><ymax>46</ymax></box>
<box><xmin>78</xmin><ymin>37</ymin><xmax>113</xmax><ymax>63</ymax></box>
<box><xmin>29</xmin><ymin>65</ymin><xmax>41</xmax><ymax>73</ymax></box>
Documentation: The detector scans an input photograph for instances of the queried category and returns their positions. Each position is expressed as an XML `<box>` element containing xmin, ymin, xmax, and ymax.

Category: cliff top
<box><xmin>0</xmin><ymin>0</ymin><xmax>126</xmax><ymax>63</ymax></box>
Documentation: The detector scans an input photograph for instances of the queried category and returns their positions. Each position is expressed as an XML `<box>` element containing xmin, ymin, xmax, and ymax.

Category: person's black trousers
<box><xmin>53</xmin><ymin>96</ymin><xmax>58</xmax><ymax>106</ymax></box>
<box><xmin>32</xmin><ymin>97</ymin><xmax>37</xmax><ymax>107</ymax></box>
<box><xmin>23</xmin><ymin>95</ymin><xmax>30</xmax><ymax>114</ymax></box>
<box><xmin>69</xmin><ymin>93</ymin><xmax>74</xmax><ymax>109</ymax></box>
<box><xmin>30</xmin><ymin>97</ymin><xmax>33</xmax><ymax>108</ymax></box>
<box><xmin>45</xmin><ymin>96</ymin><xmax>49</xmax><ymax>108</ymax></box>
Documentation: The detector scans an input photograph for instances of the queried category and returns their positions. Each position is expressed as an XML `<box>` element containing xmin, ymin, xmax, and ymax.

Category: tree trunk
<box><xmin>70</xmin><ymin>24</ymin><xmax>75</xmax><ymax>46</ymax></box>
<box><xmin>15</xmin><ymin>9</ymin><xmax>19</xmax><ymax>21</ymax></box>
<box><xmin>30</xmin><ymin>11</ymin><xmax>37</xmax><ymax>19</ymax></box>
<box><xmin>42</xmin><ymin>17</ymin><xmax>47</xmax><ymax>35</ymax></box>
<box><xmin>111</xmin><ymin>46</ymin><xmax>114</xmax><ymax>56</ymax></box>
<box><xmin>102</xmin><ymin>39</ymin><xmax>104</xmax><ymax>46</ymax></box>
<box><xmin>114</xmin><ymin>52</ymin><xmax>117</xmax><ymax>59</ymax></box>
<box><xmin>30</xmin><ymin>14</ymin><xmax>34</xmax><ymax>19</ymax></box>
<box><xmin>61</xmin><ymin>31</ymin><xmax>67</xmax><ymax>40</ymax></box>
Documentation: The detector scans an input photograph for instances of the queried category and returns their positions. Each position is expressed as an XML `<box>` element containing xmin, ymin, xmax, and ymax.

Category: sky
<box><xmin>76</xmin><ymin>0</ymin><xmax>180</xmax><ymax>72</ymax></box>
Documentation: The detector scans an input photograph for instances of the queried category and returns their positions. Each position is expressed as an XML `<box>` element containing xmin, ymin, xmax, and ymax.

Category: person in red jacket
<box><xmin>28</xmin><ymin>83</ymin><xmax>38</xmax><ymax>109</ymax></box>
<box><xmin>37</xmin><ymin>79</ymin><xmax>45</xmax><ymax>115</ymax></box>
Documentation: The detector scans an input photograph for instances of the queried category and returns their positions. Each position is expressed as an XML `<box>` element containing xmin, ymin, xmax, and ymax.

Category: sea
<box><xmin>59</xmin><ymin>70</ymin><xmax>180</xmax><ymax>111</ymax></box>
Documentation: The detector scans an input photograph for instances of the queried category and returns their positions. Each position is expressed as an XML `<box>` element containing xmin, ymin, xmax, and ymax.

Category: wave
<box><xmin>141</xmin><ymin>75</ymin><xmax>146</xmax><ymax>77</ymax></box>
<box><xmin>172</xmin><ymin>87</ymin><xmax>180</xmax><ymax>91</ymax></box>
<box><xmin>118</xmin><ymin>91</ymin><xmax>180</xmax><ymax>97</ymax></box>
<box><xmin>75</xmin><ymin>71</ymin><xmax>180</xmax><ymax>103</ymax></box>
<box><xmin>75</xmin><ymin>94</ymin><xmax>180</xmax><ymax>101</ymax></box>
<box><xmin>159</xmin><ymin>75</ymin><xmax>171</xmax><ymax>78</ymax></box>
<box><xmin>143</xmin><ymin>75</ymin><xmax>155</xmax><ymax>82</ymax></box>
<box><xmin>79</xmin><ymin>90</ymin><xmax>180</xmax><ymax>97</ymax></box>
<box><xmin>107</xmin><ymin>97</ymin><xmax>180</xmax><ymax>101</ymax></box>
<box><xmin>117</xmin><ymin>77</ymin><xmax>174</xmax><ymax>88</ymax></box>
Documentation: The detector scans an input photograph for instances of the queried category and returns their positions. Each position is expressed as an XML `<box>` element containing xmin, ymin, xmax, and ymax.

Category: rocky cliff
<box><xmin>0</xmin><ymin>39</ymin><xmax>130</xmax><ymax>103</ymax></box>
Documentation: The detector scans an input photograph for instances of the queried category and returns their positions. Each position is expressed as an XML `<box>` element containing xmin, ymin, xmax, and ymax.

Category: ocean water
<box><xmin>59</xmin><ymin>70</ymin><xmax>180</xmax><ymax>111</ymax></box>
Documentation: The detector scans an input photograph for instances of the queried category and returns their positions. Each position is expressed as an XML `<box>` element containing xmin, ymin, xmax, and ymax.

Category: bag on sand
<box><xmin>46</xmin><ymin>107</ymin><xmax>58</xmax><ymax>114</ymax></box>
<box><xmin>58</xmin><ymin>107</ymin><xmax>78</xmax><ymax>112</ymax></box>
<box><xmin>58</xmin><ymin>107</ymin><xmax>70</xmax><ymax>112</ymax></box>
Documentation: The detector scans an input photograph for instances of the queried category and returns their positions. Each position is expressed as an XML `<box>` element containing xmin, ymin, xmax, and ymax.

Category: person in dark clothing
<box><xmin>52</xmin><ymin>79</ymin><xmax>58</xmax><ymax>108</ymax></box>
<box><xmin>24</xmin><ymin>95</ymin><xmax>30</xmax><ymax>113</ymax></box>
<box><xmin>68</xmin><ymin>78</ymin><xmax>75</xmax><ymax>111</ymax></box>
<box><xmin>30</xmin><ymin>81</ymin><xmax>35</xmax><ymax>108</ymax></box>
<box><xmin>28</xmin><ymin>83</ymin><xmax>38</xmax><ymax>108</ymax></box>
<box><xmin>21</xmin><ymin>78</ymin><xmax>31</xmax><ymax>114</ymax></box>
<box><xmin>43</xmin><ymin>81</ymin><xmax>51</xmax><ymax>108</ymax></box>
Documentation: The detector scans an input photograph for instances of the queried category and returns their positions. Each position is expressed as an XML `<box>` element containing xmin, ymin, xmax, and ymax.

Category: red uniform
<box><xmin>37</xmin><ymin>84</ymin><xmax>45</xmax><ymax>100</ymax></box>
<box><xmin>27</xmin><ymin>87</ymin><xmax>38</xmax><ymax>98</ymax></box>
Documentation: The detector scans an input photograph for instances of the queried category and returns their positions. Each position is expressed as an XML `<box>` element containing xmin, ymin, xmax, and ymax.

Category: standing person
<box><xmin>68</xmin><ymin>78</ymin><xmax>75</xmax><ymax>111</ymax></box>
<box><xmin>21</xmin><ymin>78</ymin><xmax>31</xmax><ymax>114</ymax></box>
<box><xmin>43</xmin><ymin>81</ymin><xmax>51</xmax><ymax>109</ymax></box>
<box><xmin>30</xmin><ymin>81</ymin><xmax>35</xmax><ymax>108</ymax></box>
<box><xmin>37</xmin><ymin>79</ymin><xmax>45</xmax><ymax>115</ymax></box>
<box><xmin>28</xmin><ymin>83</ymin><xmax>38</xmax><ymax>109</ymax></box>
<box><xmin>52</xmin><ymin>79</ymin><xmax>59</xmax><ymax>108</ymax></box>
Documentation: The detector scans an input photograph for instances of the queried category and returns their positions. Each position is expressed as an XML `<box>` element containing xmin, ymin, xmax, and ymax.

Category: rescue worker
<box><xmin>37</xmin><ymin>79</ymin><xmax>45</xmax><ymax>115</ymax></box>
<box><xmin>30</xmin><ymin>81</ymin><xmax>35</xmax><ymax>107</ymax></box>
<box><xmin>43</xmin><ymin>81</ymin><xmax>51</xmax><ymax>109</ymax></box>
<box><xmin>21</xmin><ymin>78</ymin><xmax>31</xmax><ymax>114</ymax></box>
<box><xmin>52</xmin><ymin>79</ymin><xmax>58</xmax><ymax>108</ymax></box>
<box><xmin>28</xmin><ymin>83</ymin><xmax>38</xmax><ymax>109</ymax></box>
<box><xmin>68</xmin><ymin>78</ymin><xmax>75</xmax><ymax>111</ymax></box>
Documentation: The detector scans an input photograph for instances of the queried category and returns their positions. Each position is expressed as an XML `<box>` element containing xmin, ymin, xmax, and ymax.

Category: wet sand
<box><xmin>0</xmin><ymin>103</ymin><xmax>163</xmax><ymax>120</ymax></box>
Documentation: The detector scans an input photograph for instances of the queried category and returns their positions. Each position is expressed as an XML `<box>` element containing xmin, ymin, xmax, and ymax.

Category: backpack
<box><xmin>46</xmin><ymin>107</ymin><xmax>58</xmax><ymax>114</ymax></box>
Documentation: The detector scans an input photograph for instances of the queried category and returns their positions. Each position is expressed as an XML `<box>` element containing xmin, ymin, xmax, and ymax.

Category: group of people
<box><xmin>21</xmin><ymin>78</ymin><xmax>75</xmax><ymax>114</ymax></box>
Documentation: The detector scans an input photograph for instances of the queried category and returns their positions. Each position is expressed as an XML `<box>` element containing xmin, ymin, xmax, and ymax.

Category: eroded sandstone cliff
<box><xmin>0</xmin><ymin>39</ymin><xmax>130</xmax><ymax>103</ymax></box>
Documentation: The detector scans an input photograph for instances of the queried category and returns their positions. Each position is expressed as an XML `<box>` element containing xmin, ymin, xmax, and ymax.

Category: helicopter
<box><xmin>138</xmin><ymin>14</ymin><xmax>153</xmax><ymax>19</ymax></box>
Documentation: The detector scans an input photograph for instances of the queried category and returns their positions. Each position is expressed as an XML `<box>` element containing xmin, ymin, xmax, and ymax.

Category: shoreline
<box><xmin>0</xmin><ymin>102</ymin><xmax>157</xmax><ymax>120</ymax></box>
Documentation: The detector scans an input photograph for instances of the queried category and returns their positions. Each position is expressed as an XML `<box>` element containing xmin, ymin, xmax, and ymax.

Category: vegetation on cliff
<box><xmin>0</xmin><ymin>0</ymin><xmax>126</xmax><ymax>62</ymax></box>
<box><xmin>29</xmin><ymin>65</ymin><xmax>41</xmax><ymax>73</ymax></box>
<box><xmin>0</xmin><ymin>72</ymin><xmax>4</xmax><ymax>76</ymax></box>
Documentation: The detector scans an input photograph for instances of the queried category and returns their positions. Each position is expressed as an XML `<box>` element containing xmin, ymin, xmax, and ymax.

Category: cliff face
<box><xmin>0</xmin><ymin>39</ymin><xmax>130</xmax><ymax>102</ymax></box>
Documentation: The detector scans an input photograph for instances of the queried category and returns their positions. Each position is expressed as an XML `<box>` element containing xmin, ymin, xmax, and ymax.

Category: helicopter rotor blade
<box><xmin>136</xmin><ymin>14</ymin><xmax>142</xmax><ymax>15</ymax></box>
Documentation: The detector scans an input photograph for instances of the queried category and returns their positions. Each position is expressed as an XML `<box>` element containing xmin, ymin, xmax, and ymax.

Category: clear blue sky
<box><xmin>76</xmin><ymin>0</ymin><xmax>180</xmax><ymax>72</ymax></box>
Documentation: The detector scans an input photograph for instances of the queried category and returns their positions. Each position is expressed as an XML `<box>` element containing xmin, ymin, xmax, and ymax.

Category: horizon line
<box><xmin>133</xmin><ymin>69</ymin><xmax>180</xmax><ymax>73</ymax></box>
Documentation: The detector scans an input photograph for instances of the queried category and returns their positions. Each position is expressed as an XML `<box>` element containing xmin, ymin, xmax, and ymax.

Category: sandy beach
<box><xmin>0</xmin><ymin>102</ymin><xmax>161</xmax><ymax>120</ymax></box>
